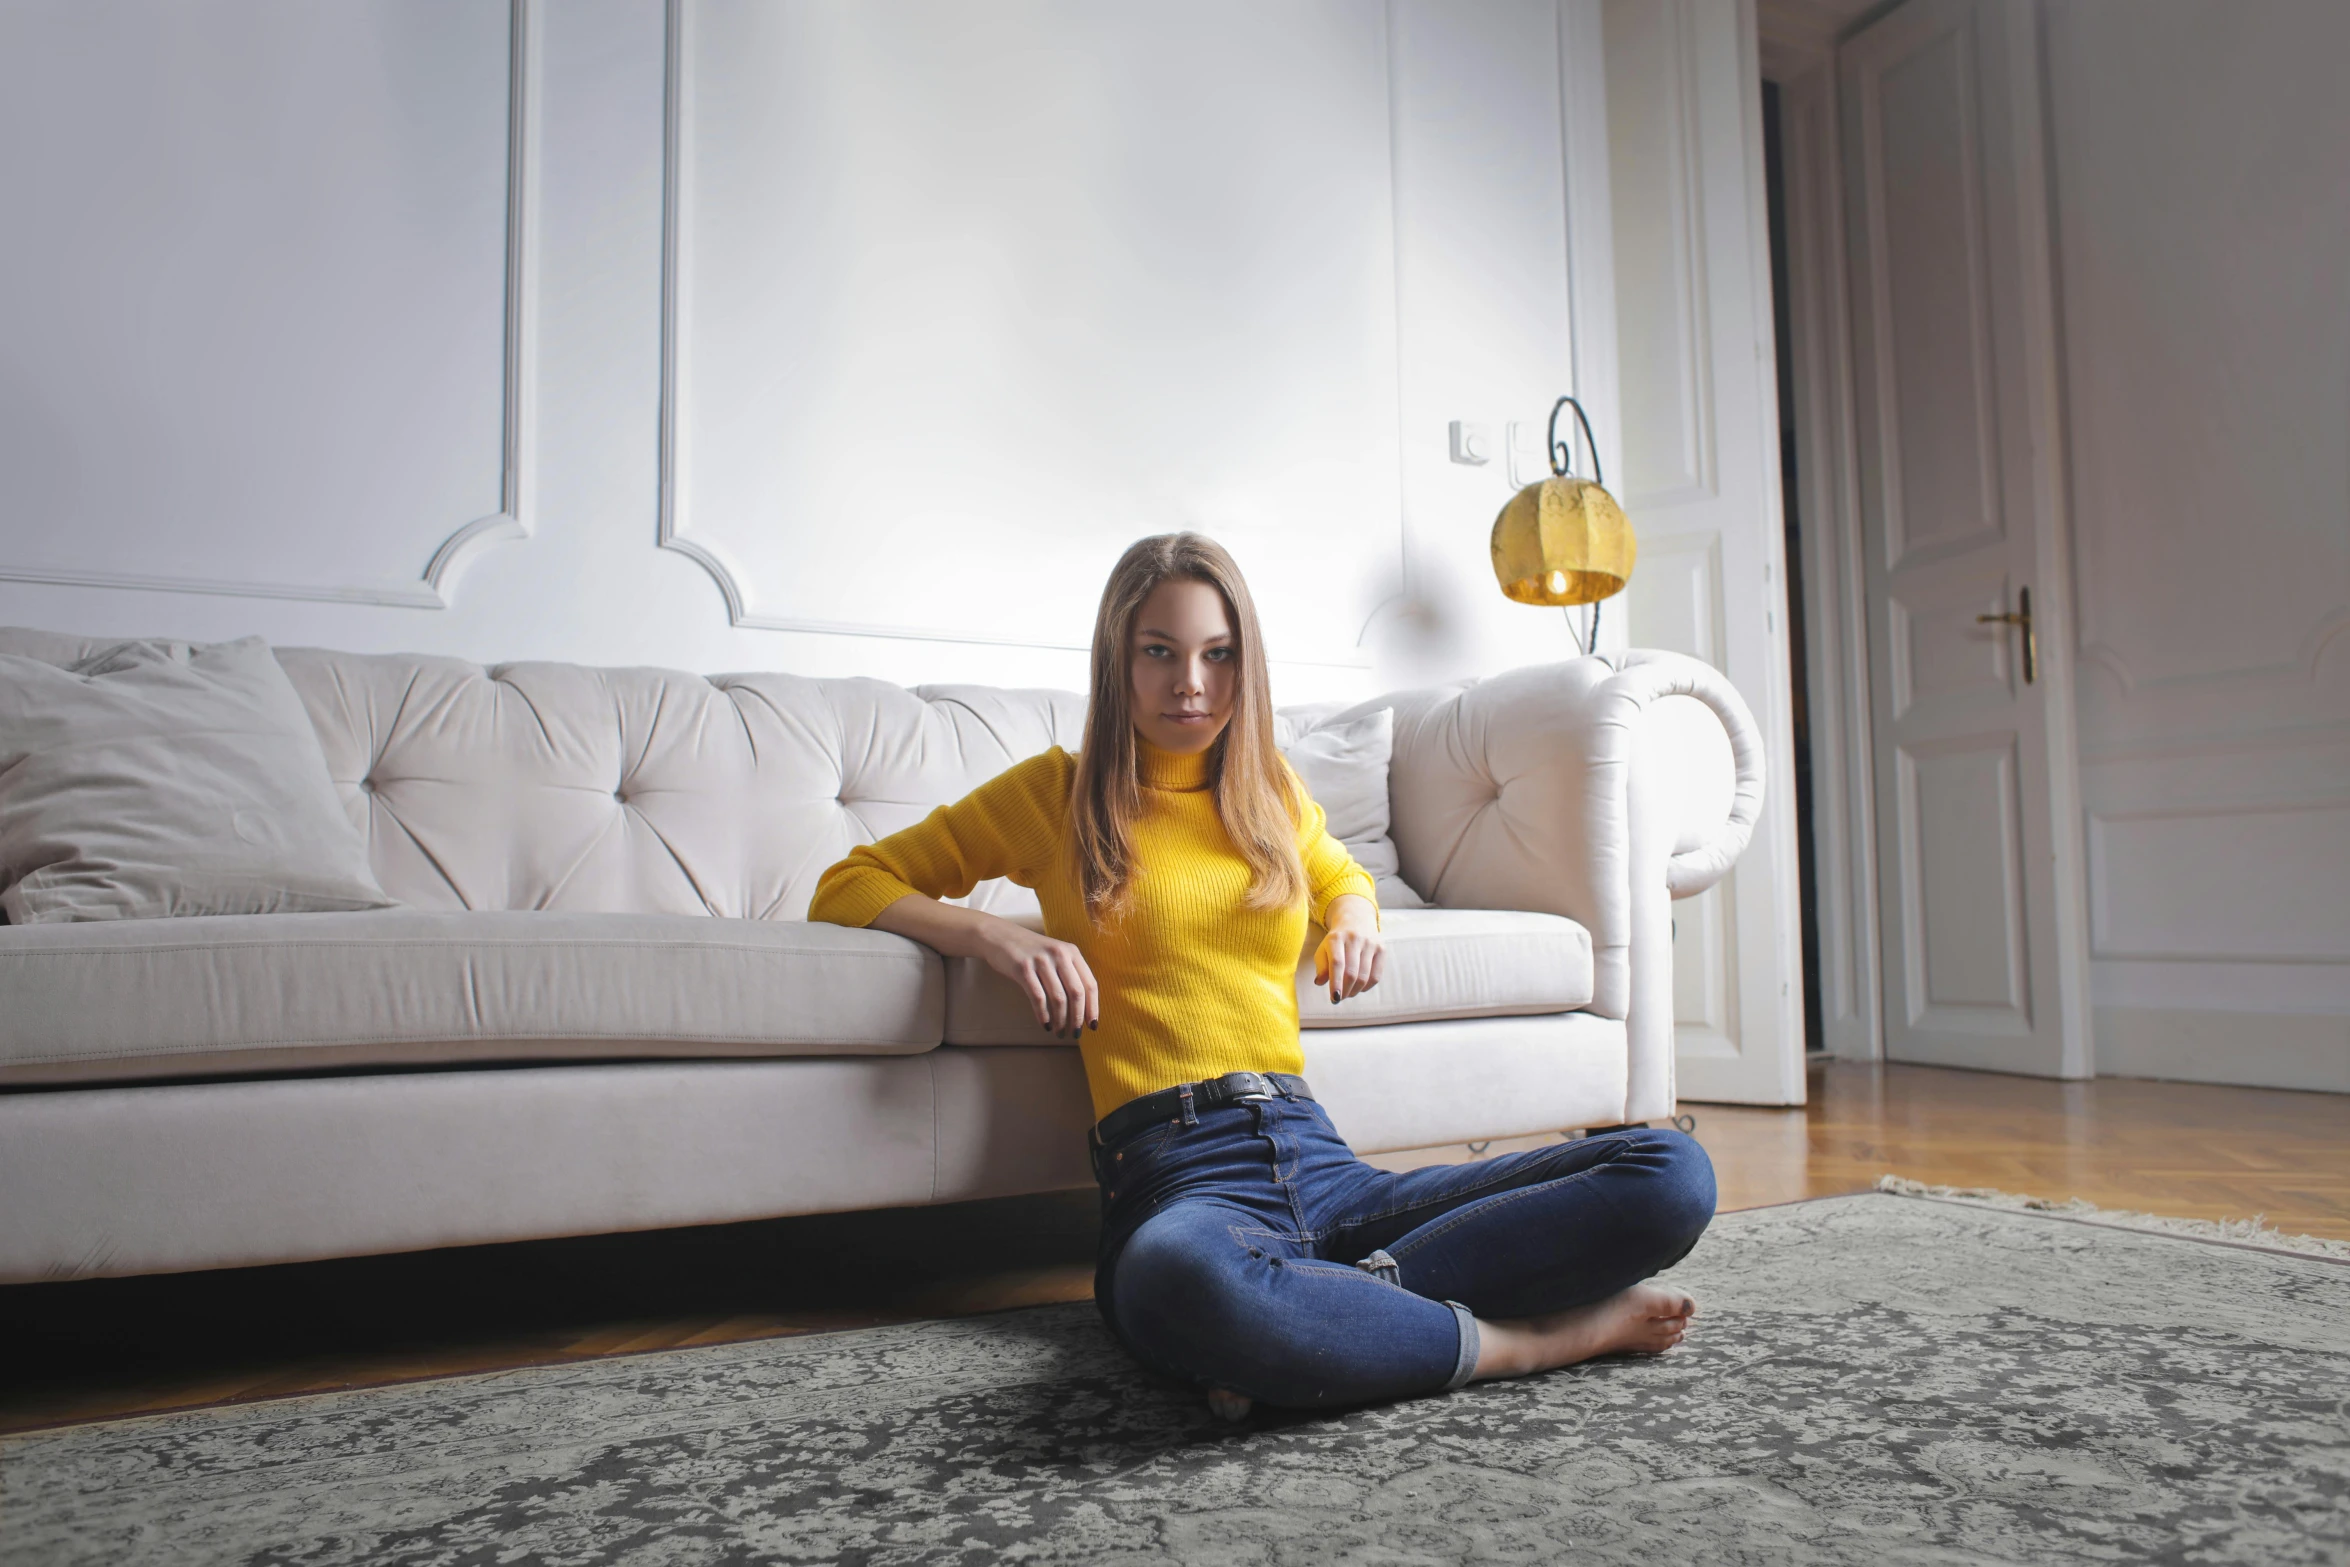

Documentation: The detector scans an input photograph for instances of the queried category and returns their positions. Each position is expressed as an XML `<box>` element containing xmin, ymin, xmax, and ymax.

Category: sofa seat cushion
<box><xmin>942</xmin><ymin>906</ymin><xmax>1593</xmax><ymax>1045</ymax></box>
<box><xmin>0</xmin><ymin>911</ymin><xmax>943</xmax><ymax>1086</ymax></box>
<box><xmin>1292</xmin><ymin>906</ymin><xmax>1594</xmax><ymax>1028</ymax></box>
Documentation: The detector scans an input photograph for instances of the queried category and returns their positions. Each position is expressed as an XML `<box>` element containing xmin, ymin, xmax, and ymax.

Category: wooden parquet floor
<box><xmin>2</xmin><ymin>1061</ymin><xmax>2343</xmax><ymax>1436</ymax></box>
<box><xmin>1700</xmin><ymin>1060</ymin><xmax>2350</xmax><ymax>1232</ymax></box>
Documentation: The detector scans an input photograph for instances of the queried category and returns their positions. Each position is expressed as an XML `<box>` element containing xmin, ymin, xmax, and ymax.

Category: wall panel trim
<box><xmin>655</xmin><ymin>0</ymin><xmax>1386</xmax><ymax>668</ymax></box>
<box><xmin>0</xmin><ymin>0</ymin><xmax>543</xmax><ymax>612</ymax></box>
<box><xmin>655</xmin><ymin>0</ymin><xmax>1098</xmax><ymax>653</ymax></box>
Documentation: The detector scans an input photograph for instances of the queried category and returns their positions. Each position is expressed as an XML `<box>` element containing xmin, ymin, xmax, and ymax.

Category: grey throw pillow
<box><xmin>1274</xmin><ymin>705</ymin><xmax>1427</xmax><ymax>910</ymax></box>
<box><xmin>0</xmin><ymin>636</ymin><xmax>394</xmax><ymax>923</ymax></box>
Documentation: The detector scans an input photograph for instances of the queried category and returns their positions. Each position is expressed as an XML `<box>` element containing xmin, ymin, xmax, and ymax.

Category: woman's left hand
<box><xmin>1313</xmin><ymin>894</ymin><xmax>1385</xmax><ymax>1006</ymax></box>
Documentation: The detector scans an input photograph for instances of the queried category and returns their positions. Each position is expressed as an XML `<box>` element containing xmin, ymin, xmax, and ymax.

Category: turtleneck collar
<box><xmin>1137</xmin><ymin>736</ymin><xmax>1215</xmax><ymax>792</ymax></box>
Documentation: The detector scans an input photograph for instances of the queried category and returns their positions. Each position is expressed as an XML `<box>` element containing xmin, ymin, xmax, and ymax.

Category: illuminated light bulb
<box><xmin>1548</xmin><ymin>570</ymin><xmax>1567</xmax><ymax>595</ymax></box>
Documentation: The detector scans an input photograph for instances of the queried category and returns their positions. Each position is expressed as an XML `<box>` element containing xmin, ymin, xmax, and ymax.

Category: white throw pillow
<box><xmin>1273</xmin><ymin>705</ymin><xmax>1427</xmax><ymax>910</ymax></box>
<box><xmin>0</xmin><ymin>636</ymin><xmax>395</xmax><ymax>923</ymax></box>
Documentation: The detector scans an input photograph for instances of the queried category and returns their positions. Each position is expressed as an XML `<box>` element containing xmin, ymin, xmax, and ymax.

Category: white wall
<box><xmin>2042</xmin><ymin>0</ymin><xmax>2350</xmax><ymax>1090</ymax></box>
<box><xmin>0</xmin><ymin>0</ymin><xmax>1618</xmax><ymax>706</ymax></box>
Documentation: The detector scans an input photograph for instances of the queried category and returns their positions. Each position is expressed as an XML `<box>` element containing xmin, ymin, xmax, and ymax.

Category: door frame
<box><xmin>1760</xmin><ymin>0</ymin><xmax>2095</xmax><ymax>1073</ymax></box>
<box><xmin>1758</xmin><ymin>23</ymin><xmax>1883</xmax><ymax>1061</ymax></box>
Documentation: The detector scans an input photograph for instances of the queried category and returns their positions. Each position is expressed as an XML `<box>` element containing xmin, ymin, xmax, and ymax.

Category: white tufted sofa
<box><xmin>0</xmin><ymin>631</ymin><xmax>1762</xmax><ymax>1283</ymax></box>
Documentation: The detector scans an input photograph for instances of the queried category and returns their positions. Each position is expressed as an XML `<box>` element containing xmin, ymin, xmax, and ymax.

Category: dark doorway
<box><xmin>1760</xmin><ymin>80</ymin><xmax>1825</xmax><ymax>1057</ymax></box>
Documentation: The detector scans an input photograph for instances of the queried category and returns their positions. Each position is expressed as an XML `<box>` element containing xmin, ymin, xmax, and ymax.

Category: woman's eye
<box><xmin>1206</xmin><ymin>648</ymin><xmax>1233</xmax><ymax>662</ymax></box>
<box><xmin>1140</xmin><ymin>644</ymin><xmax>1169</xmax><ymax>659</ymax></box>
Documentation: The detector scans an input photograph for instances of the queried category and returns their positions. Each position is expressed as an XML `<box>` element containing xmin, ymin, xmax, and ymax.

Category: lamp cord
<box><xmin>1565</xmin><ymin>600</ymin><xmax>1600</xmax><ymax>657</ymax></box>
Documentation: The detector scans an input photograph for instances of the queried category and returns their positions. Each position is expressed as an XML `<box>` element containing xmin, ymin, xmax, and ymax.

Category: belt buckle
<box><xmin>1232</xmin><ymin>1071</ymin><xmax>1276</xmax><ymax>1102</ymax></box>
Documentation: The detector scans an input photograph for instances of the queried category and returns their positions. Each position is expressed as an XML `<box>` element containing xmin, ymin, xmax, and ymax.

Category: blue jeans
<box><xmin>1090</xmin><ymin>1084</ymin><xmax>1716</xmax><ymax>1409</ymax></box>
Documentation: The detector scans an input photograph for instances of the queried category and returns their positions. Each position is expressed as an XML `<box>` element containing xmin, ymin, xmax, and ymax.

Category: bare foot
<box><xmin>1470</xmin><ymin>1284</ymin><xmax>1695</xmax><ymax>1382</ymax></box>
<box><xmin>1205</xmin><ymin>1386</ymin><xmax>1254</xmax><ymax>1423</ymax></box>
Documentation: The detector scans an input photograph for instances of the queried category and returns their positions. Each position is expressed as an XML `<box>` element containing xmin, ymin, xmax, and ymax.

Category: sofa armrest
<box><xmin>1370</xmin><ymin>651</ymin><xmax>1765</xmax><ymax>1123</ymax></box>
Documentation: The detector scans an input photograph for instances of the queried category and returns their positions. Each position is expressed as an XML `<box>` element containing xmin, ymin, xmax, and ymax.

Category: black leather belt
<box><xmin>1092</xmin><ymin>1071</ymin><xmax>1314</xmax><ymax>1150</ymax></box>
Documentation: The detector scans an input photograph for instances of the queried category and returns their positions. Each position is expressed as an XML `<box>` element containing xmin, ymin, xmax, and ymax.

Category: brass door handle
<box><xmin>1976</xmin><ymin>585</ymin><xmax>2037</xmax><ymax>684</ymax></box>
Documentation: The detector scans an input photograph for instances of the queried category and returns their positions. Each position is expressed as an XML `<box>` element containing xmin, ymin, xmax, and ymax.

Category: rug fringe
<box><xmin>1874</xmin><ymin>1176</ymin><xmax>2350</xmax><ymax>1261</ymax></box>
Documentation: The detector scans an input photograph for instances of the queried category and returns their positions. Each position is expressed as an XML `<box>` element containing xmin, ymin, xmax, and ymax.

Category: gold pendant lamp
<box><xmin>1489</xmin><ymin>396</ymin><xmax>1635</xmax><ymax>650</ymax></box>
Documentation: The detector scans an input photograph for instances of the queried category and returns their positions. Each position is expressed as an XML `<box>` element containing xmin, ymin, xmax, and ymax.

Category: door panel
<box><xmin>1842</xmin><ymin>0</ymin><xmax>2092</xmax><ymax>1076</ymax></box>
<box><xmin>1888</xmin><ymin>561</ymin><xmax>2014</xmax><ymax>718</ymax></box>
<box><xmin>1899</xmin><ymin>734</ymin><xmax>2029</xmax><ymax>1025</ymax></box>
<box><xmin>1873</xmin><ymin>17</ymin><xmax>2002</xmax><ymax>570</ymax></box>
<box><xmin>1609</xmin><ymin>0</ymin><xmax>1807</xmax><ymax>1105</ymax></box>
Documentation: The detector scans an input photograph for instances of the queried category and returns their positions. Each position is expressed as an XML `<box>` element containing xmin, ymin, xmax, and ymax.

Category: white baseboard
<box><xmin>2095</xmin><ymin>1007</ymin><xmax>2350</xmax><ymax>1095</ymax></box>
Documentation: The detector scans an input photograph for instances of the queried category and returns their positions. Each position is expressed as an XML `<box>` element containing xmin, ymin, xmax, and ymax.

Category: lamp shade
<box><xmin>1490</xmin><ymin>475</ymin><xmax>1636</xmax><ymax>606</ymax></box>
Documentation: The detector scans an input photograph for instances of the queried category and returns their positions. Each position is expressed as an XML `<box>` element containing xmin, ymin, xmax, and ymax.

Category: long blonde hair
<box><xmin>1071</xmin><ymin>533</ymin><xmax>1303</xmax><ymax>922</ymax></box>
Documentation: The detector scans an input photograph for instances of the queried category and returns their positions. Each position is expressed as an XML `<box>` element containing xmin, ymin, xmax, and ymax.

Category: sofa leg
<box><xmin>1580</xmin><ymin>1113</ymin><xmax>1698</xmax><ymax>1138</ymax></box>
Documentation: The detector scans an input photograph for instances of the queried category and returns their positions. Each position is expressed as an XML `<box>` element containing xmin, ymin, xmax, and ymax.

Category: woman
<box><xmin>810</xmin><ymin>533</ymin><xmax>1714</xmax><ymax>1417</ymax></box>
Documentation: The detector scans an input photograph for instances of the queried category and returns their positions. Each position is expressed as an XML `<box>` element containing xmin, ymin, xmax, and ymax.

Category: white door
<box><xmin>1606</xmin><ymin>0</ymin><xmax>1807</xmax><ymax>1105</ymax></box>
<box><xmin>1840</xmin><ymin>0</ymin><xmax>2093</xmax><ymax>1076</ymax></box>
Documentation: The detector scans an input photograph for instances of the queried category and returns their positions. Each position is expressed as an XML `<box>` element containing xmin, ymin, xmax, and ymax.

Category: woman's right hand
<box><xmin>867</xmin><ymin>894</ymin><xmax>1099</xmax><ymax>1040</ymax></box>
<box><xmin>977</xmin><ymin>919</ymin><xmax>1099</xmax><ymax>1039</ymax></box>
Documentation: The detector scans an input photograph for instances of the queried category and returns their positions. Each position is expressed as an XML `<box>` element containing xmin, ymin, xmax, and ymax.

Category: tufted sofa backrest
<box><xmin>0</xmin><ymin>629</ymin><xmax>1091</xmax><ymax>918</ymax></box>
<box><xmin>260</xmin><ymin>651</ymin><xmax>1088</xmax><ymax>920</ymax></box>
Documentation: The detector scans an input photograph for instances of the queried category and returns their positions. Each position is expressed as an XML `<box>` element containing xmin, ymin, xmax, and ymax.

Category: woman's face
<box><xmin>1128</xmin><ymin>578</ymin><xmax>1238</xmax><ymax>756</ymax></box>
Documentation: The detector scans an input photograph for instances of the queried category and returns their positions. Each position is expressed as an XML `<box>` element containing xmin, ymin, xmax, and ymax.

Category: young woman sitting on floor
<box><xmin>809</xmin><ymin>532</ymin><xmax>1715</xmax><ymax>1418</ymax></box>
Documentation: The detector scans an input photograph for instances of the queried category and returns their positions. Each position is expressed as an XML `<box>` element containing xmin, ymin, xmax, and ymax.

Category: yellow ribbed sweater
<box><xmin>808</xmin><ymin>740</ymin><xmax>1376</xmax><ymax>1119</ymax></box>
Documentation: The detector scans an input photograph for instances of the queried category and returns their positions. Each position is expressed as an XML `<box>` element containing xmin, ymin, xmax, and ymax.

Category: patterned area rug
<box><xmin>5</xmin><ymin>1191</ymin><xmax>2347</xmax><ymax>1566</ymax></box>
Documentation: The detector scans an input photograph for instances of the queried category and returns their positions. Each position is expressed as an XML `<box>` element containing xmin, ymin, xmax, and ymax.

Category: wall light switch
<box><xmin>1506</xmin><ymin>421</ymin><xmax>1550</xmax><ymax>488</ymax></box>
<box><xmin>1448</xmin><ymin>420</ymin><xmax>1495</xmax><ymax>466</ymax></box>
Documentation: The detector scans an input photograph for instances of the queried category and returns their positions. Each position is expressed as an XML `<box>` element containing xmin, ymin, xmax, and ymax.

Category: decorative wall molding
<box><xmin>424</xmin><ymin>0</ymin><xmax>544</xmax><ymax>603</ymax></box>
<box><xmin>2094</xmin><ymin>1006</ymin><xmax>2349</xmax><ymax>1097</ymax></box>
<box><xmin>2088</xmin><ymin>798</ymin><xmax>2350</xmax><ymax>964</ymax></box>
<box><xmin>657</xmin><ymin>0</ymin><xmax>818</xmax><ymax>644</ymax></box>
<box><xmin>2045</xmin><ymin>2</ymin><xmax>2350</xmax><ymax>717</ymax></box>
<box><xmin>2077</xmin><ymin>716</ymin><xmax>2350</xmax><ymax>770</ymax></box>
<box><xmin>658</xmin><ymin>0</ymin><xmax>1050</xmax><ymax>649</ymax></box>
<box><xmin>656</xmin><ymin>0</ymin><xmax>1395</xmax><ymax>668</ymax></box>
<box><xmin>2079</xmin><ymin>605</ymin><xmax>2350</xmax><ymax>700</ymax></box>
<box><xmin>1355</xmin><ymin>0</ymin><xmax>1413</xmax><ymax>658</ymax></box>
<box><xmin>0</xmin><ymin>0</ymin><xmax>541</xmax><ymax>612</ymax></box>
<box><xmin>2072</xmin><ymin>672</ymin><xmax>2350</xmax><ymax>764</ymax></box>
<box><xmin>1558</xmin><ymin>0</ymin><xmax>1623</xmax><ymax>496</ymax></box>
<box><xmin>2095</xmin><ymin>958</ymin><xmax>2350</xmax><ymax>1014</ymax></box>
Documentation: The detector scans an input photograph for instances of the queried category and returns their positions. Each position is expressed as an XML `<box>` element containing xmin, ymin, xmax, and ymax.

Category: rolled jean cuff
<box><xmin>1442</xmin><ymin>1300</ymin><xmax>1480</xmax><ymax>1392</ymax></box>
